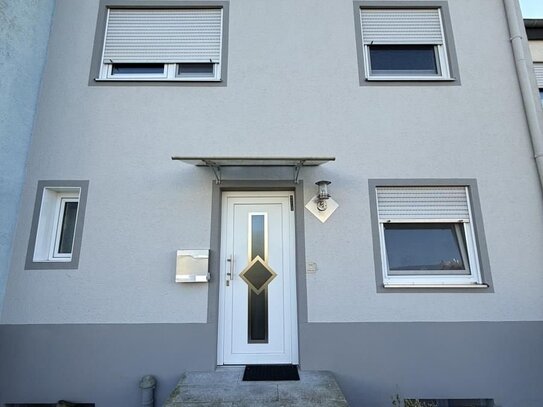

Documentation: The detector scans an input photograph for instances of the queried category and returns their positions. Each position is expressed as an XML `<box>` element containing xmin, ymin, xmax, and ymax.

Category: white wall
<box><xmin>2</xmin><ymin>0</ymin><xmax>543</xmax><ymax>324</ymax></box>
<box><xmin>529</xmin><ymin>40</ymin><xmax>543</xmax><ymax>62</ymax></box>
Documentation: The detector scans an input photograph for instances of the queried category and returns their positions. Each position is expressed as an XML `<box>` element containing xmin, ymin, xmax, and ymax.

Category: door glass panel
<box><xmin>249</xmin><ymin>214</ymin><xmax>268</xmax><ymax>343</ymax></box>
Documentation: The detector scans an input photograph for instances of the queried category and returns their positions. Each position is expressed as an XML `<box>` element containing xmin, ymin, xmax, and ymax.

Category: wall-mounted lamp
<box><xmin>315</xmin><ymin>180</ymin><xmax>331</xmax><ymax>211</ymax></box>
<box><xmin>305</xmin><ymin>180</ymin><xmax>338</xmax><ymax>223</ymax></box>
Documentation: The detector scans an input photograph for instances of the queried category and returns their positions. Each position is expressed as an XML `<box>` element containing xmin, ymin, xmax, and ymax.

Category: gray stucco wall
<box><xmin>0</xmin><ymin>0</ymin><xmax>55</xmax><ymax>313</ymax></box>
<box><xmin>3</xmin><ymin>0</ymin><xmax>543</xmax><ymax>324</ymax></box>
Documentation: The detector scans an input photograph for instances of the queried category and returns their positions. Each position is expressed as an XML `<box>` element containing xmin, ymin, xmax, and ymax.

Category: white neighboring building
<box><xmin>526</xmin><ymin>19</ymin><xmax>543</xmax><ymax>104</ymax></box>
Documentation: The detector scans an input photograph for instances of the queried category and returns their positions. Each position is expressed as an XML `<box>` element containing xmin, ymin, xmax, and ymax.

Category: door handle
<box><xmin>226</xmin><ymin>255</ymin><xmax>234</xmax><ymax>286</ymax></box>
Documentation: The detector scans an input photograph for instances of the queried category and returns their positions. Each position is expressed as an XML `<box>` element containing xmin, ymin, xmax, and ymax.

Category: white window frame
<box><xmin>376</xmin><ymin>186</ymin><xmax>484</xmax><ymax>287</ymax></box>
<box><xmin>361</xmin><ymin>8</ymin><xmax>452</xmax><ymax>81</ymax></box>
<box><xmin>98</xmin><ymin>8</ymin><xmax>223</xmax><ymax>82</ymax></box>
<box><xmin>34</xmin><ymin>188</ymin><xmax>80</xmax><ymax>262</ymax></box>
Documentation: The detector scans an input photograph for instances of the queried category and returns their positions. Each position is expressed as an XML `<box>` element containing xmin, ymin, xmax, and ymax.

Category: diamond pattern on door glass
<box><xmin>239</xmin><ymin>255</ymin><xmax>277</xmax><ymax>295</ymax></box>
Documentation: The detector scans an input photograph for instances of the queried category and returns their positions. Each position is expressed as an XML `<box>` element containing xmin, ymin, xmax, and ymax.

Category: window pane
<box><xmin>58</xmin><ymin>201</ymin><xmax>78</xmax><ymax>254</ymax></box>
<box><xmin>539</xmin><ymin>89</ymin><xmax>543</xmax><ymax>106</ymax></box>
<box><xmin>111</xmin><ymin>63</ymin><xmax>164</xmax><ymax>75</ymax></box>
<box><xmin>384</xmin><ymin>223</ymin><xmax>469</xmax><ymax>274</ymax></box>
<box><xmin>177</xmin><ymin>63</ymin><xmax>215</xmax><ymax>78</ymax></box>
<box><xmin>369</xmin><ymin>45</ymin><xmax>438</xmax><ymax>75</ymax></box>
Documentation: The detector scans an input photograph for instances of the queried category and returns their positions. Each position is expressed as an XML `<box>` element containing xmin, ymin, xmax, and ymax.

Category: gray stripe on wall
<box><xmin>1</xmin><ymin>321</ymin><xmax>542</xmax><ymax>406</ymax></box>
<box><xmin>300</xmin><ymin>321</ymin><xmax>543</xmax><ymax>407</ymax></box>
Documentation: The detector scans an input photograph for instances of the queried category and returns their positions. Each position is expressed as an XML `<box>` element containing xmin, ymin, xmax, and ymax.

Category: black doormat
<box><xmin>242</xmin><ymin>364</ymin><xmax>300</xmax><ymax>381</ymax></box>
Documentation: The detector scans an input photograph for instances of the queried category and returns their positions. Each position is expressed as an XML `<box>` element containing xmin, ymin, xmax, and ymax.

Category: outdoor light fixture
<box><xmin>315</xmin><ymin>180</ymin><xmax>331</xmax><ymax>211</ymax></box>
<box><xmin>305</xmin><ymin>180</ymin><xmax>338</xmax><ymax>223</ymax></box>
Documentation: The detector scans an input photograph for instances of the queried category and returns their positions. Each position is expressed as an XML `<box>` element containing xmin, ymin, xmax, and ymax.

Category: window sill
<box><xmin>366</xmin><ymin>77</ymin><xmax>457</xmax><ymax>82</ymax></box>
<box><xmin>383</xmin><ymin>283</ymin><xmax>489</xmax><ymax>289</ymax></box>
<box><xmin>33</xmin><ymin>258</ymin><xmax>72</xmax><ymax>263</ymax></box>
<box><xmin>94</xmin><ymin>78</ymin><xmax>221</xmax><ymax>82</ymax></box>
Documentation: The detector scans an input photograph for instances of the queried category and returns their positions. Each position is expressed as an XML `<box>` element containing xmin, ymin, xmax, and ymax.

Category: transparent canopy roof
<box><xmin>171</xmin><ymin>156</ymin><xmax>335</xmax><ymax>167</ymax></box>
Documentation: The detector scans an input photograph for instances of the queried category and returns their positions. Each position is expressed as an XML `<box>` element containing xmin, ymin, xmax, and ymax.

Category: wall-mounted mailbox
<box><xmin>176</xmin><ymin>250</ymin><xmax>210</xmax><ymax>283</ymax></box>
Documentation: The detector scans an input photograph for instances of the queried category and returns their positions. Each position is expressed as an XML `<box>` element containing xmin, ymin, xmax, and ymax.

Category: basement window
<box><xmin>404</xmin><ymin>399</ymin><xmax>494</xmax><ymax>407</ymax></box>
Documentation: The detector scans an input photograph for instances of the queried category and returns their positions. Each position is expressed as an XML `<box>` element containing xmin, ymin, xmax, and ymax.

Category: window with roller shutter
<box><xmin>355</xmin><ymin>3</ymin><xmax>458</xmax><ymax>82</ymax></box>
<box><xmin>369</xmin><ymin>182</ymin><xmax>490</xmax><ymax>288</ymax></box>
<box><xmin>94</xmin><ymin>4</ymin><xmax>227</xmax><ymax>82</ymax></box>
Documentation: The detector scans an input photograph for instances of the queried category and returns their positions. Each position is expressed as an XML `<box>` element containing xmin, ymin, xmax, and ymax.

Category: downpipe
<box><xmin>503</xmin><ymin>0</ymin><xmax>543</xmax><ymax>193</ymax></box>
<box><xmin>140</xmin><ymin>375</ymin><xmax>157</xmax><ymax>407</ymax></box>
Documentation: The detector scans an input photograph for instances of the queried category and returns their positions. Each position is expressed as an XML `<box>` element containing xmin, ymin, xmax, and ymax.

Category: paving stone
<box><xmin>278</xmin><ymin>382</ymin><xmax>347</xmax><ymax>403</ymax></box>
<box><xmin>173</xmin><ymin>383</ymin><xmax>279</xmax><ymax>403</ymax></box>
<box><xmin>167</xmin><ymin>403</ymin><xmax>234</xmax><ymax>407</ymax></box>
<box><xmin>297</xmin><ymin>370</ymin><xmax>338</xmax><ymax>386</ymax></box>
<box><xmin>232</xmin><ymin>401</ymin><xmax>348</xmax><ymax>407</ymax></box>
<box><xmin>181</xmin><ymin>368</ymin><xmax>244</xmax><ymax>386</ymax></box>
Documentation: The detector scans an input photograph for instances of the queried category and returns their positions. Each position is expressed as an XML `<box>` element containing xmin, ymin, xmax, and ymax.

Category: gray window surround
<box><xmin>353</xmin><ymin>1</ymin><xmax>461</xmax><ymax>86</ymax></box>
<box><xmin>368</xmin><ymin>179</ymin><xmax>493</xmax><ymax>293</ymax></box>
<box><xmin>25</xmin><ymin>180</ymin><xmax>89</xmax><ymax>270</ymax></box>
<box><xmin>88</xmin><ymin>0</ymin><xmax>229</xmax><ymax>87</ymax></box>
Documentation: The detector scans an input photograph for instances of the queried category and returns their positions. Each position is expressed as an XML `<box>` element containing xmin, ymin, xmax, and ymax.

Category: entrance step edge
<box><xmin>163</xmin><ymin>368</ymin><xmax>349</xmax><ymax>406</ymax></box>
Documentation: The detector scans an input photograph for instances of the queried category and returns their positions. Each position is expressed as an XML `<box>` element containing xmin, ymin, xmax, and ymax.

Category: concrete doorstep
<box><xmin>163</xmin><ymin>367</ymin><xmax>349</xmax><ymax>407</ymax></box>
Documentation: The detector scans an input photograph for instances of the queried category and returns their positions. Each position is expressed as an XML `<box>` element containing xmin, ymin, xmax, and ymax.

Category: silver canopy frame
<box><xmin>171</xmin><ymin>157</ymin><xmax>336</xmax><ymax>184</ymax></box>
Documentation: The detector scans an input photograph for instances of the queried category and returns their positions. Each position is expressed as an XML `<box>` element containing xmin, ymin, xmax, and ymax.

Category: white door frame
<box><xmin>217</xmin><ymin>190</ymin><xmax>299</xmax><ymax>365</ymax></box>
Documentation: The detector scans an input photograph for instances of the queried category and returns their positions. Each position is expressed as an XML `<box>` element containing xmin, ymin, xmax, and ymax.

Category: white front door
<box><xmin>218</xmin><ymin>191</ymin><xmax>298</xmax><ymax>365</ymax></box>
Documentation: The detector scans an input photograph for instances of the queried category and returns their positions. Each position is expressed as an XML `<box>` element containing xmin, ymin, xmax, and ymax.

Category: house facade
<box><xmin>1</xmin><ymin>0</ymin><xmax>543</xmax><ymax>406</ymax></box>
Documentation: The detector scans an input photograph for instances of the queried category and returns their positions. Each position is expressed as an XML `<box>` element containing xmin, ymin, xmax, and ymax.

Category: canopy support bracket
<box><xmin>203</xmin><ymin>160</ymin><xmax>221</xmax><ymax>184</ymax></box>
<box><xmin>293</xmin><ymin>160</ymin><xmax>305</xmax><ymax>184</ymax></box>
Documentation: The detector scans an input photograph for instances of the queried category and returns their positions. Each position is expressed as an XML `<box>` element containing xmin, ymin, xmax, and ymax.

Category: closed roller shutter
<box><xmin>376</xmin><ymin>186</ymin><xmax>470</xmax><ymax>221</ymax></box>
<box><xmin>360</xmin><ymin>8</ymin><xmax>444</xmax><ymax>45</ymax></box>
<box><xmin>103</xmin><ymin>8</ymin><xmax>222</xmax><ymax>64</ymax></box>
<box><xmin>534</xmin><ymin>63</ymin><xmax>543</xmax><ymax>88</ymax></box>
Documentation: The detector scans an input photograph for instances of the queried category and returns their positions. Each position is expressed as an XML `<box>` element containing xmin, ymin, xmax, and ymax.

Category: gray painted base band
<box><xmin>300</xmin><ymin>321</ymin><xmax>543</xmax><ymax>407</ymax></box>
<box><xmin>0</xmin><ymin>324</ymin><xmax>216</xmax><ymax>406</ymax></box>
<box><xmin>1</xmin><ymin>322</ymin><xmax>542</xmax><ymax>406</ymax></box>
